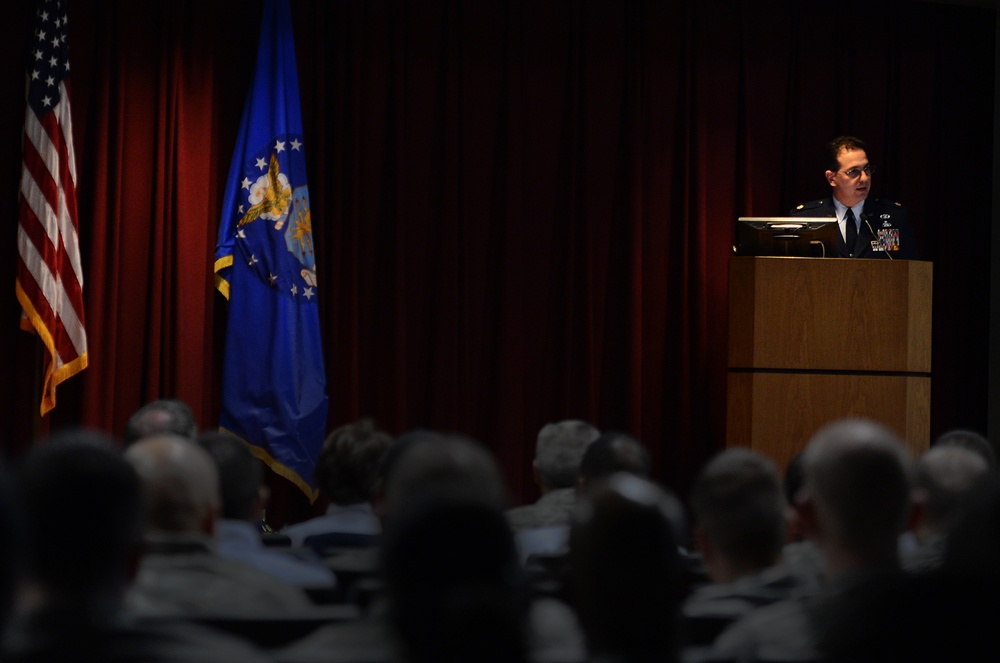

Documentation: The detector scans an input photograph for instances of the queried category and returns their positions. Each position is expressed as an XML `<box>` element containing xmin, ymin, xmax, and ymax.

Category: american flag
<box><xmin>16</xmin><ymin>0</ymin><xmax>88</xmax><ymax>416</ymax></box>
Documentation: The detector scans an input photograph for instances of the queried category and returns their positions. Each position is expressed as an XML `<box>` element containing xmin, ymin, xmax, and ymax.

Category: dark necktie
<box><xmin>845</xmin><ymin>208</ymin><xmax>858</xmax><ymax>256</ymax></box>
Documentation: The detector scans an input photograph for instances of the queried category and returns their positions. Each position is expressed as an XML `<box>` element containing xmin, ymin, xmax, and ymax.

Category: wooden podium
<box><xmin>726</xmin><ymin>257</ymin><xmax>932</xmax><ymax>469</ymax></box>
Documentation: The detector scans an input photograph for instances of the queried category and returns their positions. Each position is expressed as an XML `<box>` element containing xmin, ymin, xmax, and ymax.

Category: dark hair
<box><xmin>18</xmin><ymin>428</ymin><xmax>144</xmax><ymax>595</ymax></box>
<box><xmin>578</xmin><ymin>431</ymin><xmax>652</xmax><ymax>485</ymax></box>
<box><xmin>124</xmin><ymin>398</ymin><xmax>198</xmax><ymax>445</ymax></box>
<box><xmin>825</xmin><ymin>136</ymin><xmax>868</xmax><ymax>172</ymax></box>
<box><xmin>314</xmin><ymin>419</ymin><xmax>392</xmax><ymax>505</ymax></box>
<box><xmin>690</xmin><ymin>448</ymin><xmax>786</xmax><ymax>570</ymax></box>
<box><xmin>569</xmin><ymin>474</ymin><xmax>682</xmax><ymax>662</ymax></box>
<box><xmin>381</xmin><ymin>499</ymin><xmax>527</xmax><ymax>663</ymax></box>
<box><xmin>197</xmin><ymin>430</ymin><xmax>261</xmax><ymax>521</ymax></box>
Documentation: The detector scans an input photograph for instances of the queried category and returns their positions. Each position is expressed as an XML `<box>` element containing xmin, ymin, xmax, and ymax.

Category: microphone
<box><xmin>862</xmin><ymin>212</ymin><xmax>893</xmax><ymax>261</ymax></box>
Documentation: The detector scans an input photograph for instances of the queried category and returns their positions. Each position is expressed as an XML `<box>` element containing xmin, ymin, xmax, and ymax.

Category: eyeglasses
<box><xmin>839</xmin><ymin>164</ymin><xmax>874</xmax><ymax>179</ymax></box>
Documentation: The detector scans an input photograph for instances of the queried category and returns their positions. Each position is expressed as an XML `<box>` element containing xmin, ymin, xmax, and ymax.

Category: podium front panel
<box><xmin>726</xmin><ymin>372</ymin><xmax>930</xmax><ymax>470</ymax></box>
<box><xmin>728</xmin><ymin>257</ymin><xmax>932</xmax><ymax>373</ymax></box>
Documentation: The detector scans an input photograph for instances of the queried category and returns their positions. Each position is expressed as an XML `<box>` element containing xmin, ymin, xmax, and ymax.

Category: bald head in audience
<box><xmin>914</xmin><ymin>445</ymin><xmax>990</xmax><ymax>544</ymax></box>
<box><xmin>933</xmin><ymin>428</ymin><xmax>996</xmax><ymax>470</ymax></box>
<box><xmin>125</xmin><ymin>434</ymin><xmax>220</xmax><ymax>535</ymax></box>
<box><xmin>124</xmin><ymin>399</ymin><xmax>198</xmax><ymax>446</ymax></box>
<box><xmin>797</xmin><ymin>419</ymin><xmax>914</xmax><ymax>576</ymax></box>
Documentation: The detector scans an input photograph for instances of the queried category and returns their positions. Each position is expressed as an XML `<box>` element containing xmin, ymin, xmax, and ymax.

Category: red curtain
<box><xmin>0</xmin><ymin>0</ymin><xmax>994</xmax><ymax>523</ymax></box>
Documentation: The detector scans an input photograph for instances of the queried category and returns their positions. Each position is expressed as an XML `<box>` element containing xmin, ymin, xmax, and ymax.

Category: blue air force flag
<box><xmin>214</xmin><ymin>0</ymin><xmax>328</xmax><ymax>501</ymax></box>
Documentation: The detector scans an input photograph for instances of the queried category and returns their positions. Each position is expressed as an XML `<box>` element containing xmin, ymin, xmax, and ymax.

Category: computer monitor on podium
<box><xmin>735</xmin><ymin>217</ymin><xmax>840</xmax><ymax>258</ymax></box>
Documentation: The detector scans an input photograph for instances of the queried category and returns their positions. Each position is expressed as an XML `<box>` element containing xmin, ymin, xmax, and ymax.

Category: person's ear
<box><xmin>825</xmin><ymin>170</ymin><xmax>836</xmax><ymax>187</ymax></box>
<box><xmin>125</xmin><ymin>539</ymin><xmax>147</xmax><ymax>584</ymax></box>
<box><xmin>795</xmin><ymin>491</ymin><xmax>820</xmax><ymax>539</ymax></box>
<box><xmin>907</xmin><ymin>488</ymin><xmax>928</xmax><ymax>535</ymax></box>
<box><xmin>693</xmin><ymin>524</ymin><xmax>713</xmax><ymax>560</ymax></box>
<box><xmin>200</xmin><ymin>501</ymin><xmax>220</xmax><ymax>536</ymax></box>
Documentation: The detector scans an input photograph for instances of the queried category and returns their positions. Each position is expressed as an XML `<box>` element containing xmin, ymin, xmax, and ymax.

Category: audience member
<box><xmin>282</xmin><ymin>419</ymin><xmax>391</xmax><ymax>550</ymax></box>
<box><xmin>380</xmin><ymin>432</ymin><xmax>510</xmax><ymax>516</ymax></box>
<box><xmin>506</xmin><ymin>419</ymin><xmax>600</xmax><ymax>531</ymax></box>
<box><xmin>567</xmin><ymin>472</ymin><xmax>683</xmax><ymax>663</ymax></box>
<box><xmin>903</xmin><ymin>444</ymin><xmax>990</xmax><ymax>573</ymax></box>
<box><xmin>576</xmin><ymin>430</ymin><xmax>652</xmax><ymax>494</ymax></box>
<box><xmin>506</xmin><ymin>420</ymin><xmax>599</xmax><ymax>566</ymax></box>
<box><xmin>381</xmin><ymin>498</ymin><xmax>529</xmax><ymax>663</ymax></box>
<box><xmin>3</xmin><ymin>428</ymin><xmax>271</xmax><ymax>662</ymax></box>
<box><xmin>778</xmin><ymin>451</ymin><xmax>826</xmax><ymax>595</ymax></box>
<box><xmin>683</xmin><ymin>449</ymin><xmax>801</xmax><ymax>649</ymax></box>
<box><xmin>814</xmin><ymin>472</ymin><xmax>1000</xmax><ymax>662</ymax></box>
<box><xmin>276</xmin><ymin>432</ymin><xmax>585</xmax><ymax>663</ymax></box>
<box><xmin>934</xmin><ymin>428</ymin><xmax>996</xmax><ymax>470</ymax></box>
<box><xmin>709</xmin><ymin>419</ymin><xmax>914</xmax><ymax>662</ymax></box>
<box><xmin>124</xmin><ymin>398</ymin><xmax>199</xmax><ymax>446</ymax></box>
<box><xmin>196</xmin><ymin>430</ymin><xmax>336</xmax><ymax>588</ymax></box>
<box><xmin>125</xmin><ymin>433</ymin><xmax>313</xmax><ymax>618</ymax></box>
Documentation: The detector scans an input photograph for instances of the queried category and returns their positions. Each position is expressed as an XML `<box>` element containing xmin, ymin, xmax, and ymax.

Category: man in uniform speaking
<box><xmin>791</xmin><ymin>136</ymin><xmax>918</xmax><ymax>259</ymax></box>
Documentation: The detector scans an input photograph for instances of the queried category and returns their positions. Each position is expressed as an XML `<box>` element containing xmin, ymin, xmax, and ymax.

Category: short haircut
<box><xmin>197</xmin><ymin>430</ymin><xmax>261</xmax><ymax>521</ymax></box>
<box><xmin>534</xmin><ymin>420</ymin><xmax>600</xmax><ymax>488</ymax></box>
<box><xmin>124</xmin><ymin>398</ymin><xmax>198</xmax><ymax>445</ymax></box>
<box><xmin>916</xmin><ymin>445</ymin><xmax>990</xmax><ymax>532</ymax></box>
<box><xmin>380</xmin><ymin>498</ymin><xmax>525</xmax><ymax>663</ymax></box>
<box><xmin>802</xmin><ymin>419</ymin><xmax>913</xmax><ymax>557</ymax></box>
<box><xmin>578</xmin><ymin>431</ymin><xmax>652</xmax><ymax>486</ymax></box>
<box><xmin>690</xmin><ymin>448</ymin><xmax>786</xmax><ymax>570</ymax></box>
<box><xmin>125</xmin><ymin>434</ymin><xmax>220</xmax><ymax>533</ymax></box>
<box><xmin>825</xmin><ymin>135</ymin><xmax>868</xmax><ymax>171</ymax></box>
<box><xmin>383</xmin><ymin>433</ymin><xmax>509</xmax><ymax>517</ymax></box>
<box><xmin>934</xmin><ymin>429</ymin><xmax>996</xmax><ymax>470</ymax></box>
<box><xmin>314</xmin><ymin>419</ymin><xmax>392</xmax><ymax>505</ymax></box>
<box><xmin>569</xmin><ymin>473</ymin><xmax>682</xmax><ymax>660</ymax></box>
<box><xmin>18</xmin><ymin>428</ymin><xmax>144</xmax><ymax>595</ymax></box>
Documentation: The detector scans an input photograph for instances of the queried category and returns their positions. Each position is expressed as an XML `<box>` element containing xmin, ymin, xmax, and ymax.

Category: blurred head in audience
<box><xmin>576</xmin><ymin>430</ymin><xmax>652</xmax><ymax>494</ymax></box>
<box><xmin>797</xmin><ymin>419</ymin><xmax>914</xmax><ymax>575</ymax></box>
<box><xmin>381</xmin><ymin>497</ymin><xmax>527</xmax><ymax>663</ymax></box>
<box><xmin>533</xmin><ymin>420</ymin><xmax>600</xmax><ymax>492</ymax></box>
<box><xmin>933</xmin><ymin>428</ymin><xmax>996</xmax><ymax>470</ymax></box>
<box><xmin>125</xmin><ymin>434</ymin><xmax>220</xmax><ymax>535</ymax></box>
<box><xmin>314</xmin><ymin>418</ymin><xmax>392</xmax><ymax>507</ymax></box>
<box><xmin>378</xmin><ymin>431</ymin><xmax>526</xmax><ymax>662</ymax></box>
<box><xmin>196</xmin><ymin>430</ymin><xmax>266</xmax><ymax>522</ymax></box>
<box><xmin>124</xmin><ymin>398</ymin><xmax>198</xmax><ymax>446</ymax></box>
<box><xmin>18</xmin><ymin>428</ymin><xmax>144</xmax><ymax>602</ymax></box>
<box><xmin>783</xmin><ymin>451</ymin><xmax>807</xmax><ymax>540</ymax></box>
<box><xmin>568</xmin><ymin>473</ymin><xmax>682</xmax><ymax>663</ymax></box>
<box><xmin>382</xmin><ymin>432</ymin><xmax>508</xmax><ymax>518</ymax></box>
<box><xmin>913</xmin><ymin>445</ymin><xmax>990</xmax><ymax>544</ymax></box>
<box><xmin>690</xmin><ymin>448</ymin><xmax>787</xmax><ymax>583</ymax></box>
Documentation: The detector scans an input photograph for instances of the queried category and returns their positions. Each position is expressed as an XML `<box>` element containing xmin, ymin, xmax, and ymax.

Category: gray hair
<box><xmin>535</xmin><ymin>420</ymin><xmax>600</xmax><ymax>488</ymax></box>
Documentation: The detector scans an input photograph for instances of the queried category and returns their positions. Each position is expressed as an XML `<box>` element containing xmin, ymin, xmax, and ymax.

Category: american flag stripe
<box><xmin>20</xmin><ymin>130</ymin><xmax>85</xmax><ymax>302</ymax></box>
<box><xmin>17</xmin><ymin>213</ymin><xmax>86</xmax><ymax>364</ymax></box>
<box><xmin>17</xmin><ymin>0</ymin><xmax>87</xmax><ymax>415</ymax></box>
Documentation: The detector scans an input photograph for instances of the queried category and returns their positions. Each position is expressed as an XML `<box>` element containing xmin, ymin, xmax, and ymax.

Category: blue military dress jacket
<box><xmin>790</xmin><ymin>197</ymin><xmax>918</xmax><ymax>260</ymax></box>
